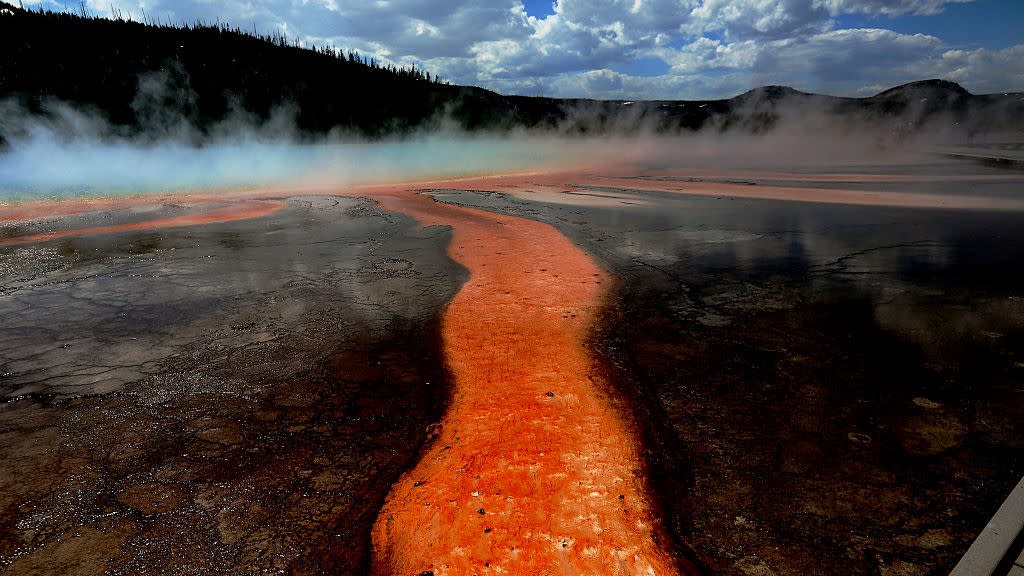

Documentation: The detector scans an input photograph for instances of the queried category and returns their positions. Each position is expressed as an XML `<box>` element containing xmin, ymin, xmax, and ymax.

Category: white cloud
<box><xmin>582</xmin><ymin>68</ymin><xmax>625</xmax><ymax>92</ymax></box>
<box><xmin>931</xmin><ymin>44</ymin><xmax>1024</xmax><ymax>94</ymax></box>
<box><xmin>817</xmin><ymin>0</ymin><xmax>974</xmax><ymax>16</ymax></box>
<box><xmin>19</xmin><ymin>0</ymin><xmax>1017</xmax><ymax>100</ymax></box>
<box><xmin>688</xmin><ymin>0</ymin><xmax>829</xmax><ymax>39</ymax></box>
<box><xmin>491</xmin><ymin>28</ymin><xmax>1021</xmax><ymax>101</ymax></box>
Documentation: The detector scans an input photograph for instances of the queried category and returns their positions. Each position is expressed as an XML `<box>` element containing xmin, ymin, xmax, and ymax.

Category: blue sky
<box><xmin>834</xmin><ymin>1</ymin><xmax>1024</xmax><ymax>50</ymax></box>
<box><xmin>23</xmin><ymin>0</ymin><xmax>1024</xmax><ymax>100</ymax></box>
<box><xmin>522</xmin><ymin>0</ymin><xmax>557</xmax><ymax>19</ymax></box>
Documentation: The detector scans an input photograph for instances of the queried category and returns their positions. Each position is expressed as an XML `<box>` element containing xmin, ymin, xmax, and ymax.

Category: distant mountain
<box><xmin>873</xmin><ymin>79</ymin><xmax>971</xmax><ymax>99</ymax></box>
<box><xmin>1</xmin><ymin>1</ymin><xmax>1021</xmax><ymax>142</ymax></box>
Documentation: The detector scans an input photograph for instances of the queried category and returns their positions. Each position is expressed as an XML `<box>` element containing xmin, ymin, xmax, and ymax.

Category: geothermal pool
<box><xmin>1</xmin><ymin>150</ymin><xmax>1023</xmax><ymax>575</ymax></box>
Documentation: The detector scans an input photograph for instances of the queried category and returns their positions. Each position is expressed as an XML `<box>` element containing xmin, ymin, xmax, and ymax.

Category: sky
<box><xmin>22</xmin><ymin>0</ymin><xmax>1024</xmax><ymax>100</ymax></box>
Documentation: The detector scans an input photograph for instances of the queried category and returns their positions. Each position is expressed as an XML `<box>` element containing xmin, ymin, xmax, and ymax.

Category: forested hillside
<box><xmin>1</xmin><ymin>1</ymin><xmax>1021</xmax><ymax>141</ymax></box>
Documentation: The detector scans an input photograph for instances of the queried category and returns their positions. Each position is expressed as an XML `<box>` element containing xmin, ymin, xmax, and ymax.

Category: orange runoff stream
<box><xmin>371</xmin><ymin>189</ymin><xmax>688</xmax><ymax>576</ymax></box>
<box><xmin>0</xmin><ymin>177</ymin><xmax>692</xmax><ymax>574</ymax></box>
<box><xmin>0</xmin><ymin>201</ymin><xmax>286</xmax><ymax>246</ymax></box>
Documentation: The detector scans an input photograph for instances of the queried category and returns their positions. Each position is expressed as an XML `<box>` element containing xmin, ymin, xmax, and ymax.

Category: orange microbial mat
<box><xmin>0</xmin><ymin>199</ymin><xmax>286</xmax><ymax>245</ymax></box>
<box><xmin>371</xmin><ymin>189</ymin><xmax>685</xmax><ymax>576</ymax></box>
<box><xmin>0</xmin><ymin>176</ymin><xmax>690</xmax><ymax>575</ymax></box>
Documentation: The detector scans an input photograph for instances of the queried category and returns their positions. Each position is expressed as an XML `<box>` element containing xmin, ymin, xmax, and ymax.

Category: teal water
<box><xmin>0</xmin><ymin>136</ymin><xmax>582</xmax><ymax>202</ymax></box>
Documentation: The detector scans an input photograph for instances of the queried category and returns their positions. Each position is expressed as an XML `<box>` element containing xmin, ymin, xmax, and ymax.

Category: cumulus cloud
<box><xmin>689</xmin><ymin>0</ymin><xmax>830</xmax><ymax>39</ymax></box>
<box><xmin>933</xmin><ymin>44</ymin><xmax>1024</xmax><ymax>94</ymax></box>
<box><xmin>20</xmin><ymin>0</ymin><xmax>1019</xmax><ymax>99</ymax></box>
<box><xmin>817</xmin><ymin>0</ymin><xmax>974</xmax><ymax>16</ymax></box>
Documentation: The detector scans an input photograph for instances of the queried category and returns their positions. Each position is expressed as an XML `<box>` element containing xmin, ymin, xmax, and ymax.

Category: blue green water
<box><xmin>0</xmin><ymin>136</ymin><xmax>582</xmax><ymax>202</ymax></box>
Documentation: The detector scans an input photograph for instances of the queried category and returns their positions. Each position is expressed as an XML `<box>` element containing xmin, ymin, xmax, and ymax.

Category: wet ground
<box><xmin>1</xmin><ymin>155</ymin><xmax>1023</xmax><ymax>575</ymax></box>
<box><xmin>430</xmin><ymin>159</ymin><xmax>1024</xmax><ymax>575</ymax></box>
<box><xmin>0</xmin><ymin>196</ymin><xmax>464</xmax><ymax>574</ymax></box>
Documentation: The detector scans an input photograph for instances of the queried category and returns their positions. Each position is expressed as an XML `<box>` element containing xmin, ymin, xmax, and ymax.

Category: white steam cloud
<box><xmin>1</xmin><ymin>75</ymin><xmax>1018</xmax><ymax>204</ymax></box>
<box><xmin>0</xmin><ymin>130</ymin><xmax>588</xmax><ymax>200</ymax></box>
<box><xmin>0</xmin><ymin>97</ymin><xmax>595</xmax><ymax>201</ymax></box>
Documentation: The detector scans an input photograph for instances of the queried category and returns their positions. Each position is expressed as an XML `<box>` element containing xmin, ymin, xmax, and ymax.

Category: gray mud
<box><xmin>0</xmin><ymin>196</ymin><xmax>464</xmax><ymax>574</ymax></box>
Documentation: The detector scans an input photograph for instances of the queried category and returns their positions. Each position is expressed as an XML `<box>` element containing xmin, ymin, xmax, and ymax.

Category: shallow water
<box><xmin>0</xmin><ymin>137</ymin><xmax>586</xmax><ymax>201</ymax></box>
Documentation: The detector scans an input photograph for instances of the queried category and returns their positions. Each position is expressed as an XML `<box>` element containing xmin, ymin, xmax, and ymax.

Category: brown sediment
<box><xmin>0</xmin><ymin>200</ymin><xmax>286</xmax><ymax>244</ymax></box>
<box><xmin>368</xmin><ymin>189</ymin><xmax>688</xmax><ymax>576</ymax></box>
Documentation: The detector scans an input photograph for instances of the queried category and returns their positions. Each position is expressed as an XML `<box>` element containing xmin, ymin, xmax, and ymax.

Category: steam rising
<box><xmin>0</xmin><ymin>99</ymin><xmax>592</xmax><ymax>200</ymax></box>
<box><xmin>1</xmin><ymin>77</ymin><xmax>1019</xmax><ymax>203</ymax></box>
<box><xmin>0</xmin><ymin>130</ymin><xmax>586</xmax><ymax>200</ymax></box>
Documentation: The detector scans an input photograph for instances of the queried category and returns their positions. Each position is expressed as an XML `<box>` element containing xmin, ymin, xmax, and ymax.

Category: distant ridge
<box><xmin>733</xmin><ymin>85</ymin><xmax>812</xmax><ymax>101</ymax></box>
<box><xmin>871</xmin><ymin>79</ymin><xmax>972</xmax><ymax>99</ymax></box>
<box><xmin>1</xmin><ymin>1</ymin><xmax>1021</xmax><ymax>140</ymax></box>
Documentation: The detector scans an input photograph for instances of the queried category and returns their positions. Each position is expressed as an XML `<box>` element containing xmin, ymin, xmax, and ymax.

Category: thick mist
<box><xmin>0</xmin><ymin>99</ymin><xmax>595</xmax><ymax>201</ymax></box>
<box><xmin>1</xmin><ymin>81</ymin><xmax>1017</xmax><ymax>203</ymax></box>
<box><xmin>0</xmin><ymin>130</ymin><xmax>589</xmax><ymax>200</ymax></box>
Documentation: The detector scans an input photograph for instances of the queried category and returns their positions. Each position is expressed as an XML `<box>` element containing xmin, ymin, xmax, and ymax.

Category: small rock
<box><xmin>847</xmin><ymin>432</ymin><xmax>872</xmax><ymax>445</ymax></box>
<box><xmin>311</xmin><ymin>471</ymin><xmax>343</xmax><ymax>492</ymax></box>
<box><xmin>917</xmin><ymin>528</ymin><xmax>953</xmax><ymax>549</ymax></box>
<box><xmin>117</xmin><ymin>482</ymin><xmax>185</xmax><ymax>515</ymax></box>
<box><xmin>912</xmin><ymin>397</ymin><xmax>941</xmax><ymax>410</ymax></box>
<box><xmin>902</xmin><ymin>413</ymin><xmax>967</xmax><ymax>455</ymax></box>
<box><xmin>734</xmin><ymin>515</ymin><xmax>756</xmax><ymax>529</ymax></box>
<box><xmin>697</xmin><ymin>313</ymin><xmax>732</xmax><ymax>327</ymax></box>
<box><xmin>735</xmin><ymin>555</ymin><xmax>776</xmax><ymax>576</ymax></box>
<box><xmin>879</xmin><ymin>559</ymin><xmax>926</xmax><ymax>576</ymax></box>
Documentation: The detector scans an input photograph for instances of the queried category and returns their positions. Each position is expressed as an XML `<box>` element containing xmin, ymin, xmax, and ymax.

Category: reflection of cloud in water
<box><xmin>616</xmin><ymin>228</ymin><xmax>764</xmax><ymax>265</ymax></box>
<box><xmin>615</xmin><ymin>200</ymin><xmax>954</xmax><ymax>286</ymax></box>
<box><xmin>675</xmin><ymin>229</ymin><xmax>765</xmax><ymax>244</ymax></box>
<box><xmin>598</xmin><ymin>191</ymin><xmax>1024</xmax><ymax>357</ymax></box>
